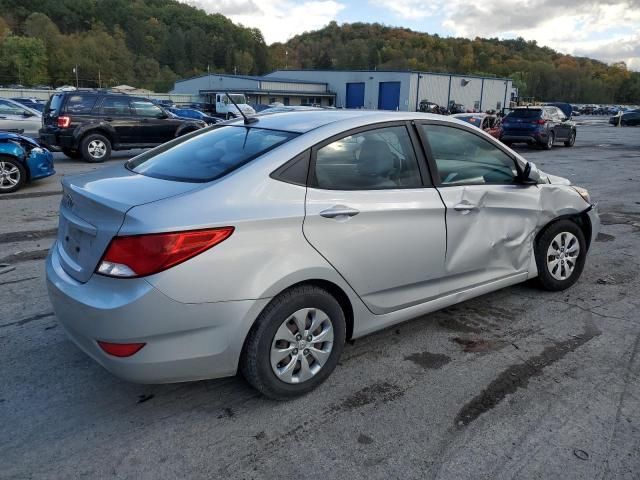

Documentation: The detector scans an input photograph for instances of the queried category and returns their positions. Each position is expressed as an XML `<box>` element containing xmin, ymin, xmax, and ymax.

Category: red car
<box><xmin>452</xmin><ymin>113</ymin><xmax>502</xmax><ymax>139</ymax></box>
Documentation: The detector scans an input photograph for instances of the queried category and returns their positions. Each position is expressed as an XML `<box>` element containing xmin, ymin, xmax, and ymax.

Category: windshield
<box><xmin>224</xmin><ymin>94</ymin><xmax>247</xmax><ymax>105</ymax></box>
<box><xmin>127</xmin><ymin>126</ymin><xmax>297</xmax><ymax>182</ymax></box>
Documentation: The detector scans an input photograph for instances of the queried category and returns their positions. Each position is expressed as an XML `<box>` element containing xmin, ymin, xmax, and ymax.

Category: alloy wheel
<box><xmin>546</xmin><ymin>232</ymin><xmax>580</xmax><ymax>280</ymax></box>
<box><xmin>0</xmin><ymin>161</ymin><xmax>21</xmax><ymax>190</ymax></box>
<box><xmin>87</xmin><ymin>140</ymin><xmax>107</xmax><ymax>159</ymax></box>
<box><xmin>270</xmin><ymin>308</ymin><xmax>334</xmax><ymax>384</ymax></box>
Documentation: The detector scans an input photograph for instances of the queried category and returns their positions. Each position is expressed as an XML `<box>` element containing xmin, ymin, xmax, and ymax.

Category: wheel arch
<box><xmin>79</xmin><ymin>127</ymin><xmax>114</xmax><ymax>145</ymax></box>
<box><xmin>535</xmin><ymin>210</ymin><xmax>593</xmax><ymax>253</ymax></box>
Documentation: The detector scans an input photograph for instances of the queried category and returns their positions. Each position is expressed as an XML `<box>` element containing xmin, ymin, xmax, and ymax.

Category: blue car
<box><xmin>0</xmin><ymin>132</ymin><xmax>55</xmax><ymax>193</ymax></box>
<box><xmin>500</xmin><ymin>106</ymin><xmax>577</xmax><ymax>149</ymax></box>
<box><xmin>167</xmin><ymin>107</ymin><xmax>219</xmax><ymax>125</ymax></box>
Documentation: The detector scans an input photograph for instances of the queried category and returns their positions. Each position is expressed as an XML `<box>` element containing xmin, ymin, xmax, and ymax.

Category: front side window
<box><xmin>0</xmin><ymin>100</ymin><xmax>28</xmax><ymax>116</ymax></box>
<box><xmin>314</xmin><ymin>125</ymin><xmax>422</xmax><ymax>190</ymax></box>
<box><xmin>131</xmin><ymin>100</ymin><xmax>164</xmax><ymax>117</ymax></box>
<box><xmin>128</xmin><ymin>126</ymin><xmax>298</xmax><ymax>182</ymax></box>
<box><xmin>420</xmin><ymin>124</ymin><xmax>518</xmax><ymax>185</ymax></box>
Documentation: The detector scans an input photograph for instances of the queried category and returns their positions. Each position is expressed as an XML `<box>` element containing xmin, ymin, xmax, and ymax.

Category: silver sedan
<box><xmin>46</xmin><ymin>111</ymin><xmax>599</xmax><ymax>399</ymax></box>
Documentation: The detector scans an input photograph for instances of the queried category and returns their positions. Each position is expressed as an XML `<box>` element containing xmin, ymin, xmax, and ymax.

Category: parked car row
<box><xmin>608</xmin><ymin>109</ymin><xmax>640</xmax><ymax>126</ymax></box>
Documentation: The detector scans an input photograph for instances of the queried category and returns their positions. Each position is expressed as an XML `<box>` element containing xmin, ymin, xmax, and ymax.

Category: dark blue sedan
<box><xmin>0</xmin><ymin>132</ymin><xmax>55</xmax><ymax>193</ymax></box>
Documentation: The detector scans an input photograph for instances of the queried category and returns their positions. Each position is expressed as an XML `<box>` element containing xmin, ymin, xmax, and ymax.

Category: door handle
<box><xmin>454</xmin><ymin>203</ymin><xmax>478</xmax><ymax>214</ymax></box>
<box><xmin>320</xmin><ymin>205</ymin><xmax>360</xmax><ymax>219</ymax></box>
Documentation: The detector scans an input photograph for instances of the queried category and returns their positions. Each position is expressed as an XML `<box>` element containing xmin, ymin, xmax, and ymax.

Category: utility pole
<box><xmin>98</xmin><ymin>69</ymin><xmax>101</xmax><ymax>89</ymax></box>
<box><xmin>73</xmin><ymin>65</ymin><xmax>79</xmax><ymax>88</ymax></box>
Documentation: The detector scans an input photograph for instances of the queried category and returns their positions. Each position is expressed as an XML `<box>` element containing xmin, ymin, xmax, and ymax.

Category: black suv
<box><xmin>39</xmin><ymin>91</ymin><xmax>206</xmax><ymax>162</ymax></box>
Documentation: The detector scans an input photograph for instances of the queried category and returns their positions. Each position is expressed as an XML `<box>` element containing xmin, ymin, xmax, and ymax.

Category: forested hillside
<box><xmin>272</xmin><ymin>22</ymin><xmax>640</xmax><ymax>104</ymax></box>
<box><xmin>0</xmin><ymin>0</ymin><xmax>638</xmax><ymax>103</ymax></box>
<box><xmin>0</xmin><ymin>0</ymin><xmax>268</xmax><ymax>91</ymax></box>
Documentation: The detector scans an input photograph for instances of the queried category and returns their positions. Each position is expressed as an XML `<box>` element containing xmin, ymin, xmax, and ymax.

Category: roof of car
<box><xmin>225</xmin><ymin>110</ymin><xmax>453</xmax><ymax>133</ymax></box>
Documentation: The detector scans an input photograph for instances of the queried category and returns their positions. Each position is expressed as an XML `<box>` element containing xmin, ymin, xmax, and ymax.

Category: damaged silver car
<box><xmin>46</xmin><ymin>111</ymin><xmax>599</xmax><ymax>399</ymax></box>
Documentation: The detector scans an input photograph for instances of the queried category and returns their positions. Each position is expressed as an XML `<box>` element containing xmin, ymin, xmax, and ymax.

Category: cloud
<box><xmin>183</xmin><ymin>0</ymin><xmax>345</xmax><ymax>43</ymax></box>
<box><xmin>372</xmin><ymin>0</ymin><xmax>640</xmax><ymax>69</ymax></box>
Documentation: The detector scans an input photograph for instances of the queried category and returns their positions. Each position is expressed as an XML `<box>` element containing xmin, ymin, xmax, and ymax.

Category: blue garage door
<box><xmin>378</xmin><ymin>82</ymin><xmax>401</xmax><ymax>110</ymax></box>
<box><xmin>345</xmin><ymin>82</ymin><xmax>365</xmax><ymax>109</ymax></box>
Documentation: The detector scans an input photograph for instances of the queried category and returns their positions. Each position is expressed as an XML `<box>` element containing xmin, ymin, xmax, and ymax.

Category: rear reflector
<box><xmin>98</xmin><ymin>341</ymin><xmax>145</xmax><ymax>357</ymax></box>
<box><xmin>97</xmin><ymin>227</ymin><xmax>234</xmax><ymax>278</ymax></box>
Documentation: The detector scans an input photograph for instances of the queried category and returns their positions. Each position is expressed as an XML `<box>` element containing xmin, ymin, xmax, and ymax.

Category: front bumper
<box><xmin>586</xmin><ymin>203</ymin><xmax>600</xmax><ymax>248</ymax></box>
<box><xmin>26</xmin><ymin>148</ymin><xmax>55</xmax><ymax>181</ymax></box>
<box><xmin>46</xmin><ymin>244</ymin><xmax>269</xmax><ymax>384</ymax></box>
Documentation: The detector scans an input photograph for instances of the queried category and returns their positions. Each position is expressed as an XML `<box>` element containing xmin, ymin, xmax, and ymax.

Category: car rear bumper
<box><xmin>39</xmin><ymin>129</ymin><xmax>75</xmax><ymax>150</ymax></box>
<box><xmin>501</xmin><ymin>133</ymin><xmax>545</xmax><ymax>144</ymax></box>
<box><xmin>46</xmin><ymin>243</ymin><xmax>269</xmax><ymax>384</ymax></box>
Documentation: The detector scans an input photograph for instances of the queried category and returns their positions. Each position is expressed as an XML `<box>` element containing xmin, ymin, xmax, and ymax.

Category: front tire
<box><xmin>241</xmin><ymin>285</ymin><xmax>346</xmax><ymax>400</ymax></box>
<box><xmin>0</xmin><ymin>156</ymin><xmax>26</xmax><ymax>193</ymax></box>
<box><xmin>535</xmin><ymin>219</ymin><xmax>586</xmax><ymax>291</ymax></box>
<box><xmin>80</xmin><ymin>133</ymin><xmax>111</xmax><ymax>163</ymax></box>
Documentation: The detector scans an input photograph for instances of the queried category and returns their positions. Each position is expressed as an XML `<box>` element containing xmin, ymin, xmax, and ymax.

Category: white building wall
<box><xmin>481</xmin><ymin>79</ymin><xmax>511</xmax><ymax>111</ymax></box>
<box><xmin>170</xmin><ymin>75</ymin><xmax>259</xmax><ymax>94</ymax></box>
<box><xmin>413</xmin><ymin>74</ymin><xmax>451</xmax><ymax>109</ymax></box>
<box><xmin>260</xmin><ymin>81</ymin><xmax>326</xmax><ymax>93</ymax></box>
<box><xmin>448</xmin><ymin>76</ymin><xmax>483</xmax><ymax>112</ymax></box>
<box><xmin>267</xmin><ymin>70</ymin><xmax>414</xmax><ymax>110</ymax></box>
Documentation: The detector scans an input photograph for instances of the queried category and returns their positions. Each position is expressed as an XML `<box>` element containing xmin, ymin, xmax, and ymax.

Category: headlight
<box><xmin>572</xmin><ymin>186</ymin><xmax>591</xmax><ymax>204</ymax></box>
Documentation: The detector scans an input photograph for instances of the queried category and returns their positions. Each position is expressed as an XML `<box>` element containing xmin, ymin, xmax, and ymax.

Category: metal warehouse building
<box><xmin>170</xmin><ymin>73</ymin><xmax>336</xmax><ymax>107</ymax></box>
<box><xmin>170</xmin><ymin>70</ymin><xmax>515</xmax><ymax>112</ymax></box>
<box><xmin>266</xmin><ymin>70</ymin><xmax>515</xmax><ymax>112</ymax></box>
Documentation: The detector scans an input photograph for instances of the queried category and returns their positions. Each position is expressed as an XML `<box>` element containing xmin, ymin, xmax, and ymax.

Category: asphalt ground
<box><xmin>1</xmin><ymin>117</ymin><xmax>639</xmax><ymax>479</ymax></box>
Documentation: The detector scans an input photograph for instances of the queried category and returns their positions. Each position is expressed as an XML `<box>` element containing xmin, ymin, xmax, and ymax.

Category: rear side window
<box><xmin>63</xmin><ymin>95</ymin><xmax>97</xmax><ymax>114</ymax></box>
<box><xmin>506</xmin><ymin>109</ymin><xmax>541</xmax><ymax>119</ymax></box>
<box><xmin>128</xmin><ymin>126</ymin><xmax>298</xmax><ymax>182</ymax></box>
<box><xmin>313</xmin><ymin>126</ymin><xmax>422</xmax><ymax>190</ymax></box>
<box><xmin>100</xmin><ymin>97</ymin><xmax>132</xmax><ymax>115</ymax></box>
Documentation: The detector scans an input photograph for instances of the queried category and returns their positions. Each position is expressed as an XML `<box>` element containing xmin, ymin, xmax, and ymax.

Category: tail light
<box><xmin>532</xmin><ymin>119</ymin><xmax>545</xmax><ymax>125</ymax></box>
<box><xmin>98</xmin><ymin>341</ymin><xmax>146</xmax><ymax>357</ymax></box>
<box><xmin>97</xmin><ymin>227</ymin><xmax>234</xmax><ymax>278</ymax></box>
<box><xmin>57</xmin><ymin>116</ymin><xmax>71</xmax><ymax>128</ymax></box>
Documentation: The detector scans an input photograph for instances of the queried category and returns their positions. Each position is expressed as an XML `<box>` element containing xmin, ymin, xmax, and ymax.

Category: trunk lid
<box><xmin>56</xmin><ymin>164</ymin><xmax>201</xmax><ymax>283</ymax></box>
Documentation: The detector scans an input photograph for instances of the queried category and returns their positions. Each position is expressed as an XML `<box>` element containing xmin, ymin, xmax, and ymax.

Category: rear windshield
<box><xmin>46</xmin><ymin>94</ymin><xmax>64</xmax><ymax>115</ymax></box>
<box><xmin>506</xmin><ymin>109</ymin><xmax>542</xmax><ymax>118</ymax></box>
<box><xmin>127</xmin><ymin>126</ymin><xmax>298</xmax><ymax>182</ymax></box>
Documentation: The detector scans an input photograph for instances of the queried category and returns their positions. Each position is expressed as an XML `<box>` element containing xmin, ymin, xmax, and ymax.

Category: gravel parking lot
<box><xmin>1</xmin><ymin>119</ymin><xmax>639</xmax><ymax>480</ymax></box>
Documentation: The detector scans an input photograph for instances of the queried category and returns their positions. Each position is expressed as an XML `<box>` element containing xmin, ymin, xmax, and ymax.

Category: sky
<box><xmin>184</xmin><ymin>0</ymin><xmax>640</xmax><ymax>70</ymax></box>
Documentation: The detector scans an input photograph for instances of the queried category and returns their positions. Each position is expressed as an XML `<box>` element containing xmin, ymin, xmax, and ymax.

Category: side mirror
<box><xmin>522</xmin><ymin>162</ymin><xmax>531</xmax><ymax>179</ymax></box>
<box><xmin>22</xmin><ymin>111</ymin><xmax>35</xmax><ymax>118</ymax></box>
<box><xmin>156</xmin><ymin>111</ymin><xmax>169</xmax><ymax>119</ymax></box>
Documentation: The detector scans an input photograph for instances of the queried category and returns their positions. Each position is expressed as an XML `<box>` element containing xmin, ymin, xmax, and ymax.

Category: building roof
<box><xmin>269</xmin><ymin>69</ymin><xmax>512</xmax><ymax>82</ymax></box>
<box><xmin>174</xmin><ymin>72</ymin><xmax>327</xmax><ymax>86</ymax></box>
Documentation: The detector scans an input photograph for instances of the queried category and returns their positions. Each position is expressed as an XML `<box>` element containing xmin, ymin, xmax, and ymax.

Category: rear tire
<box><xmin>543</xmin><ymin>131</ymin><xmax>555</xmax><ymax>150</ymax></box>
<box><xmin>62</xmin><ymin>148</ymin><xmax>83</xmax><ymax>159</ymax></box>
<box><xmin>535</xmin><ymin>219</ymin><xmax>586</xmax><ymax>291</ymax></box>
<box><xmin>240</xmin><ymin>285</ymin><xmax>346</xmax><ymax>400</ymax></box>
<box><xmin>0</xmin><ymin>156</ymin><xmax>26</xmax><ymax>193</ymax></box>
<box><xmin>80</xmin><ymin>133</ymin><xmax>111</xmax><ymax>163</ymax></box>
<box><xmin>564</xmin><ymin>131</ymin><xmax>576</xmax><ymax>147</ymax></box>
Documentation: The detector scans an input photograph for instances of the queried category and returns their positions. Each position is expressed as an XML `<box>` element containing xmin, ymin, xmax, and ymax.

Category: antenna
<box><xmin>225</xmin><ymin>93</ymin><xmax>258</xmax><ymax>125</ymax></box>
